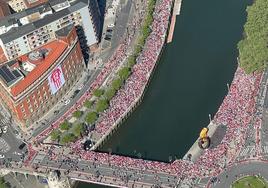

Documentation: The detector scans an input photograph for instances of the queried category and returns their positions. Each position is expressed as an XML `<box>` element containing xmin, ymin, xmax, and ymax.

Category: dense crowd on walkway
<box><xmin>20</xmin><ymin>0</ymin><xmax>264</xmax><ymax>186</ymax></box>
<box><xmin>187</xmin><ymin>68</ymin><xmax>262</xmax><ymax>178</ymax></box>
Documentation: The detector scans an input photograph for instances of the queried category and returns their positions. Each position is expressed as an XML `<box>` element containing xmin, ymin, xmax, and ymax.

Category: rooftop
<box><xmin>0</xmin><ymin>0</ymin><xmax>88</xmax><ymax>43</ymax></box>
<box><xmin>0</xmin><ymin>64</ymin><xmax>23</xmax><ymax>87</ymax></box>
<box><xmin>10</xmin><ymin>39</ymin><xmax>68</xmax><ymax>97</ymax></box>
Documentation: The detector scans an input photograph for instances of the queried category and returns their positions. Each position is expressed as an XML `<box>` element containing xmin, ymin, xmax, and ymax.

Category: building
<box><xmin>0</xmin><ymin>0</ymin><xmax>11</xmax><ymax>18</ymax></box>
<box><xmin>0</xmin><ymin>0</ymin><xmax>101</xmax><ymax>63</ymax></box>
<box><xmin>6</xmin><ymin>0</ymin><xmax>47</xmax><ymax>13</ymax></box>
<box><xmin>0</xmin><ymin>24</ymin><xmax>86</xmax><ymax>127</ymax></box>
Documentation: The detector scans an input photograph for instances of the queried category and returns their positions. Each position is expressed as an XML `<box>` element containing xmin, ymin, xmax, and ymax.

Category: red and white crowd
<box><xmin>26</xmin><ymin>0</ymin><xmax>264</xmax><ymax>184</ymax></box>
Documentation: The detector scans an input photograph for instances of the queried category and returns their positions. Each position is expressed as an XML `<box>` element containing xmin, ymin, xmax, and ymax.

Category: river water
<box><xmin>78</xmin><ymin>0</ymin><xmax>250</xmax><ymax>186</ymax></box>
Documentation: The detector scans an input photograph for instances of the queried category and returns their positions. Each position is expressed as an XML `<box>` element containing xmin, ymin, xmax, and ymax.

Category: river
<box><xmin>77</xmin><ymin>0</ymin><xmax>250</xmax><ymax>186</ymax></box>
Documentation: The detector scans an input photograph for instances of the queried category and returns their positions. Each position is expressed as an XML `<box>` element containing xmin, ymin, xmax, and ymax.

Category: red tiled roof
<box><xmin>0</xmin><ymin>47</ymin><xmax>7</xmax><ymax>64</ymax></box>
<box><xmin>11</xmin><ymin>40</ymin><xmax>68</xmax><ymax>97</ymax></box>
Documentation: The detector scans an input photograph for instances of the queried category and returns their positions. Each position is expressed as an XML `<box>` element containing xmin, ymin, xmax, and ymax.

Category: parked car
<box><xmin>2</xmin><ymin>126</ymin><xmax>7</xmax><ymax>133</ymax></box>
<box><xmin>0</xmin><ymin>154</ymin><xmax>5</xmax><ymax>159</ymax></box>
<box><xmin>64</xmin><ymin>99</ymin><xmax>70</xmax><ymax>105</ymax></box>
<box><xmin>18</xmin><ymin>143</ymin><xmax>26</xmax><ymax>150</ymax></box>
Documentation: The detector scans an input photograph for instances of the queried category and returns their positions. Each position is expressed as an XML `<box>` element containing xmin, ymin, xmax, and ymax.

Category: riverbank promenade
<box><xmin>1</xmin><ymin>0</ymin><xmax>268</xmax><ymax>187</ymax></box>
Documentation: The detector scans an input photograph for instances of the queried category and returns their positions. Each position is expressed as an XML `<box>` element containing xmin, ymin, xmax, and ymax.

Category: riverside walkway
<box><xmin>1</xmin><ymin>0</ymin><xmax>267</xmax><ymax>187</ymax></box>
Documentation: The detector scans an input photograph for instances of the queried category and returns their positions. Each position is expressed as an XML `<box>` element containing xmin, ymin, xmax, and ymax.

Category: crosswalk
<box><xmin>0</xmin><ymin>138</ymin><xmax>10</xmax><ymax>153</ymax></box>
<box><xmin>262</xmin><ymin>146</ymin><xmax>268</xmax><ymax>154</ymax></box>
<box><xmin>239</xmin><ymin>146</ymin><xmax>255</xmax><ymax>156</ymax></box>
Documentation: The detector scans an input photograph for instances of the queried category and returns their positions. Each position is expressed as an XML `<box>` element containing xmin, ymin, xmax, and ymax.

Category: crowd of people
<box><xmin>189</xmin><ymin>68</ymin><xmax>262</xmax><ymax>178</ymax></box>
<box><xmin>35</xmin><ymin>7</ymin><xmax>142</xmax><ymax>142</ymax></box>
<box><xmin>25</xmin><ymin>0</ymin><xmax>264</xmax><ymax>186</ymax></box>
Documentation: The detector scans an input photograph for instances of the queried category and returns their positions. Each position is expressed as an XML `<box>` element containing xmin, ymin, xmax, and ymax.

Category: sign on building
<box><xmin>48</xmin><ymin>65</ymin><xmax>65</xmax><ymax>95</ymax></box>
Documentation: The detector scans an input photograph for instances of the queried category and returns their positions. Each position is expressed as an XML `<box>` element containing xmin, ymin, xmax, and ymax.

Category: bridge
<box><xmin>1</xmin><ymin>0</ymin><xmax>268</xmax><ymax>187</ymax></box>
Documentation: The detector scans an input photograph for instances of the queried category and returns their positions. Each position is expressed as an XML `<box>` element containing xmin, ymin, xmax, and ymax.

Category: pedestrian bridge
<box><xmin>0</xmin><ymin>151</ymin><xmax>185</xmax><ymax>188</ymax></box>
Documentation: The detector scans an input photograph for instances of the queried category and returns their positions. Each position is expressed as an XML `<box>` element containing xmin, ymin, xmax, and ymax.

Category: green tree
<box><xmin>50</xmin><ymin>129</ymin><xmax>61</xmax><ymax>141</ymax></box>
<box><xmin>105</xmin><ymin>87</ymin><xmax>117</xmax><ymax>100</ymax></box>
<box><xmin>85</xmin><ymin>112</ymin><xmax>98</xmax><ymax>125</ymax></box>
<box><xmin>72</xmin><ymin>110</ymin><xmax>82</xmax><ymax>118</ymax></box>
<box><xmin>96</xmin><ymin>99</ymin><xmax>109</xmax><ymax>113</ymax></box>
<box><xmin>112</xmin><ymin>78</ymin><xmax>123</xmax><ymax>91</ymax></box>
<box><xmin>71</xmin><ymin>123</ymin><xmax>84</xmax><ymax>137</ymax></box>
<box><xmin>60</xmin><ymin>133</ymin><xmax>76</xmax><ymax>144</ymax></box>
<box><xmin>237</xmin><ymin>0</ymin><xmax>268</xmax><ymax>73</ymax></box>
<box><xmin>0</xmin><ymin>177</ymin><xmax>6</xmax><ymax>188</ymax></box>
<box><xmin>118</xmin><ymin>67</ymin><xmax>131</xmax><ymax>81</ymax></box>
<box><xmin>127</xmin><ymin>55</ymin><xmax>136</xmax><ymax>67</ymax></box>
<box><xmin>60</xmin><ymin>121</ymin><xmax>70</xmax><ymax>131</ymax></box>
<box><xmin>93</xmin><ymin>89</ymin><xmax>104</xmax><ymax>97</ymax></box>
<box><xmin>84</xmin><ymin>100</ymin><xmax>93</xmax><ymax>108</ymax></box>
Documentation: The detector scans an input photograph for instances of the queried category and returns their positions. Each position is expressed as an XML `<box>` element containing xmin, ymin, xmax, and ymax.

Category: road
<box><xmin>210</xmin><ymin>161</ymin><xmax>268</xmax><ymax>188</ymax></box>
<box><xmin>32</xmin><ymin>152</ymin><xmax>180</xmax><ymax>187</ymax></box>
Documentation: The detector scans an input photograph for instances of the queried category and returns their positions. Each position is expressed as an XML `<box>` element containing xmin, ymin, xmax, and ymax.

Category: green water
<box><xmin>78</xmin><ymin>0</ymin><xmax>250</xmax><ymax>186</ymax></box>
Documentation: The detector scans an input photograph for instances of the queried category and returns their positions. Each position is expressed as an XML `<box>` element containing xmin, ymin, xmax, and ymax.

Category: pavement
<box><xmin>31</xmin><ymin>152</ymin><xmax>180</xmax><ymax>188</ymax></box>
<box><xmin>3</xmin><ymin>172</ymin><xmax>47</xmax><ymax>188</ymax></box>
<box><xmin>210</xmin><ymin>160</ymin><xmax>268</xmax><ymax>188</ymax></box>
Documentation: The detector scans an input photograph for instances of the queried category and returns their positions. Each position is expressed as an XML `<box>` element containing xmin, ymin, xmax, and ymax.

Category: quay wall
<box><xmin>91</xmin><ymin>0</ymin><xmax>173</xmax><ymax>151</ymax></box>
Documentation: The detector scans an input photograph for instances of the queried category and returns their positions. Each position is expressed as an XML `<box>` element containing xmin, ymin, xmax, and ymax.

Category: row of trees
<box><xmin>50</xmin><ymin>121</ymin><xmax>85</xmax><ymax>144</ymax></box>
<box><xmin>49</xmin><ymin>0</ymin><xmax>157</xmax><ymax>145</ymax></box>
<box><xmin>238</xmin><ymin>0</ymin><xmax>268</xmax><ymax>73</ymax></box>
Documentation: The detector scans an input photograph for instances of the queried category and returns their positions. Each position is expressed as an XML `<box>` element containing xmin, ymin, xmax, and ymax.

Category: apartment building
<box><xmin>0</xmin><ymin>0</ymin><xmax>101</xmax><ymax>62</ymax></box>
<box><xmin>0</xmin><ymin>24</ymin><xmax>86</xmax><ymax>127</ymax></box>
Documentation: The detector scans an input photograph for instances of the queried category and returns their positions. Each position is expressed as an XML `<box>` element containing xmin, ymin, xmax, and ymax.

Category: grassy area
<box><xmin>232</xmin><ymin>176</ymin><xmax>268</xmax><ymax>188</ymax></box>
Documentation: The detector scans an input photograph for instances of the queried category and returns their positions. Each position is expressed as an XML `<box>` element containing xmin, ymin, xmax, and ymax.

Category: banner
<box><xmin>48</xmin><ymin>65</ymin><xmax>65</xmax><ymax>95</ymax></box>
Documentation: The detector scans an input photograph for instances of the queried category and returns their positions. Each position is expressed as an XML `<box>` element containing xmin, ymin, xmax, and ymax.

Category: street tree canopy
<box><xmin>50</xmin><ymin>130</ymin><xmax>61</xmax><ymax>141</ymax></box>
<box><xmin>60</xmin><ymin>133</ymin><xmax>76</xmax><ymax>144</ymax></box>
<box><xmin>85</xmin><ymin>112</ymin><xmax>98</xmax><ymax>125</ymax></box>
<box><xmin>96</xmin><ymin>99</ymin><xmax>109</xmax><ymax>113</ymax></box>
<box><xmin>84</xmin><ymin>100</ymin><xmax>93</xmax><ymax>108</ymax></box>
<box><xmin>71</xmin><ymin>123</ymin><xmax>84</xmax><ymax>137</ymax></box>
<box><xmin>72</xmin><ymin>110</ymin><xmax>83</xmax><ymax>118</ymax></box>
<box><xmin>238</xmin><ymin>0</ymin><xmax>268</xmax><ymax>73</ymax></box>
<box><xmin>60</xmin><ymin>121</ymin><xmax>71</xmax><ymax>131</ymax></box>
<box><xmin>93</xmin><ymin>89</ymin><xmax>105</xmax><ymax>97</ymax></box>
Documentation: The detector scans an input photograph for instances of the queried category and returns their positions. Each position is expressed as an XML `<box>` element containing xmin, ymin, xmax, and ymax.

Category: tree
<box><xmin>72</xmin><ymin>110</ymin><xmax>82</xmax><ymax>118</ymax></box>
<box><xmin>128</xmin><ymin>55</ymin><xmax>136</xmax><ymax>67</ymax></box>
<box><xmin>237</xmin><ymin>0</ymin><xmax>268</xmax><ymax>73</ymax></box>
<box><xmin>71</xmin><ymin>123</ymin><xmax>84</xmax><ymax>137</ymax></box>
<box><xmin>60</xmin><ymin>133</ymin><xmax>76</xmax><ymax>144</ymax></box>
<box><xmin>105</xmin><ymin>87</ymin><xmax>117</xmax><ymax>100</ymax></box>
<box><xmin>118</xmin><ymin>67</ymin><xmax>131</xmax><ymax>81</ymax></box>
<box><xmin>84</xmin><ymin>100</ymin><xmax>93</xmax><ymax>108</ymax></box>
<box><xmin>112</xmin><ymin>78</ymin><xmax>123</xmax><ymax>91</ymax></box>
<box><xmin>60</xmin><ymin>121</ymin><xmax>70</xmax><ymax>131</ymax></box>
<box><xmin>0</xmin><ymin>177</ymin><xmax>9</xmax><ymax>188</ymax></box>
<box><xmin>96</xmin><ymin>99</ymin><xmax>109</xmax><ymax>113</ymax></box>
<box><xmin>50</xmin><ymin>130</ymin><xmax>61</xmax><ymax>141</ymax></box>
<box><xmin>93</xmin><ymin>88</ymin><xmax>104</xmax><ymax>97</ymax></box>
<box><xmin>85</xmin><ymin>112</ymin><xmax>98</xmax><ymax>125</ymax></box>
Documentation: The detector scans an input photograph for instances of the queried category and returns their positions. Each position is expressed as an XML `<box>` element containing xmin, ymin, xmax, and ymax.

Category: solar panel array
<box><xmin>0</xmin><ymin>65</ymin><xmax>22</xmax><ymax>86</ymax></box>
